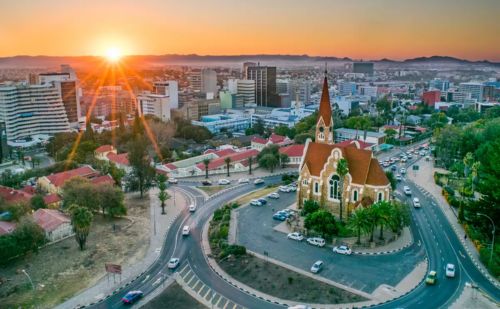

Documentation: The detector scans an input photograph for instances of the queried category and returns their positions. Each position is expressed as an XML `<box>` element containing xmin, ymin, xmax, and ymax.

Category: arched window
<box><xmin>318</xmin><ymin>132</ymin><xmax>325</xmax><ymax>140</ymax></box>
<box><xmin>302</xmin><ymin>178</ymin><xmax>308</xmax><ymax>185</ymax></box>
<box><xmin>314</xmin><ymin>182</ymin><xmax>319</xmax><ymax>193</ymax></box>
<box><xmin>353</xmin><ymin>190</ymin><xmax>358</xmax><ymax>202</ymax></box>
<box><xmin>378</xmin><ymin>192</ymin><xmax>384</xmax><ymax>202</ymax></box>
<box><xmin>329</xmin><ymin>175</ymin><xmax>340</xmax><ymax>199</ymax></box>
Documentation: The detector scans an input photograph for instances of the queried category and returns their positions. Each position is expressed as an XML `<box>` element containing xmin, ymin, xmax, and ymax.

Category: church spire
<box><xmin>315</xmin><ymin>67</ymin><xmax>334</xmax><ymax>144</ymax></box>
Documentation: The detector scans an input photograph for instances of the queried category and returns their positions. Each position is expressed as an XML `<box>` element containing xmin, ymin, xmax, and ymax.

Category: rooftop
<box><xmin>33</xmin><ymin>209</ymin><xmax>70</xmax><ymax>232</ymax></box>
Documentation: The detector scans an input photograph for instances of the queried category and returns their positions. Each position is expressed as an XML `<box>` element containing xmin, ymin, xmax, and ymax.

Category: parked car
<box><xmin>250</xmin><ymin>199</ymin><xmax>263</xmax><ymax>206</ymax></box>
<box><xmin>400</xmin><ymin>168</ymin><xmax>406</xmax><ymax>174</ymax></box>
<box><xmin>446</xmin><ymin>264</ymin><xmax>456</xmax><ymax>278</ymax></box>
<box><xmin>401</xmin><ymin>157</ymin><xmax>407</xmax><ymax>163</ymax></box>
<box><xmin>279</xmin><ymin>185</ymin><xmax>291</xmax><ymax>193</ymax></box>
<box><xmin>306</xmin><ymin>237</ymin><xmax>326</xmax><ymax>247</ymax></box>
<box><xmin>288</xmin><ymin>305</ymin><xmax>312</xmax><ymax>309</ymax></box>
<box><xmin>218</xmin><ymin>179</ymin><xmax>230</xmax><ymax>185</ymax></box>
<box><xmin>425</xmin><ymin>270</ymin><xmax>437</xmax><ymax>285</ymax></box>
<box><xmin>287</xmin><ymin>232</ymin><xmax>304</xmax><ymax>241</ymax></box>
<box><xmin>425</xmin><ymin>155</ymin><xmax>431</xmax><ymax>161</ymax></box>
<box><xmin>391</xmin><ymin>165</ymin><xmax>397</xmax><ymax>171</ymax></box>
<box><xmin>254</xmin><ymin>178</ymin><xmax>265</xmax><ymax>185</ymax></box>
<box><xmin>273</xmin><ymin>213</ymin><xmax>287</xmax><ymax>221</ymax></box>
<box><xmin>167</xmin><ymin>257</ymin><xmax>180</xmax><ymax>269</ymax></box>
<box><xmin>310</xmin><ymin>260</ymin><xmax>324</xmax><ymax>273</ymax></box>
<box><xmin>332</xmin><ymin>245</ymin><xmax>352</xmax><ymax>255</ymax></box>
<box><xmin>403</xmin><ymin>186</ymin><xmax>412</xmax><ymax>196</ymax></box>
<box><xmin>238</xmin><ymin>178</ymin><xmax>250</xmax><ymax>184</ymax></box>
<box><xmin>182</xmin><ymin>225</ymin><xmax>190</xmax><ymax>236</ymax></box>
<box><xmin>268</xmin><ymin>192</ymin><xmax>280</xmax><ymax>199</ymax></box>
<box><xmin>168</xmin><ymin>178</ymin><xmax>178</xmax><ymax>184</ymax></box>
<box><xmin>396</xmin><ymin>174</ymin><xmax>403</xmax><ymax>182</ymax></box>
<box><xmin>288</xmin><ymin>186</ymin><xmax>297</xmax><ymax>192</ymax></box>
<box><xmin>189</xmin><ymin>204</ymin><xmax>196</xmax><ymax>212</ymax></box>
<box><xmin>258</xmin><ymin>198</ymin><xmax>267</xmax><ymax>205</ymax></box>
<box><xmin>413</xmin><ymin>197</ymin><xmax>421</xmax><ymax>208</ymax></box>
<box><xmin>121</xmin><ymin>290</ymin><xmax>143</xmax><ymax>304</ymax></box>
<box><xmin>201</xmin><ymin>180</ymin><xmax>212</xmax><ymax>186</ymax></box>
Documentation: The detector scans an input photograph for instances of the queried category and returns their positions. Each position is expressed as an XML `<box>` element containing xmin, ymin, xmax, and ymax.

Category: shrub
<box><xmin>219</xmin><ymin>226</ymin><xmax>229</xmax><ymax>239</ymax></box>
<box><xmin>444</xmin><ymin>186</ymin><xmax>455</xmax><ymax>197</ymax></box>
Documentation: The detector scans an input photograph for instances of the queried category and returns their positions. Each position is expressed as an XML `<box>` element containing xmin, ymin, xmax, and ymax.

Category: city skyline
<box><xmin>1</xmin><ymin>0</ymin><xmax>499</xmax><ymax>61</ymax></box>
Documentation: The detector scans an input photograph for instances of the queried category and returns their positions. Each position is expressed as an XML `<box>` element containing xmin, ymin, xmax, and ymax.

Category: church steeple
<box><xmin>315</xmin><ymin>68</ymin><xmax>334</xmax><ymax>144</ymax></box>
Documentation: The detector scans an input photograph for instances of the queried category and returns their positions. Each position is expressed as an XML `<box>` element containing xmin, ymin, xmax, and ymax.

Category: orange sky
<box><xmin>1</xmin><ymin>0</ymin><xmax>499</xmax><ymax>61</ymax></box>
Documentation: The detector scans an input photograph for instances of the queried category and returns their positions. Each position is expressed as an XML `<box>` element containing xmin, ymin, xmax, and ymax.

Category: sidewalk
<box><xmin>407</xmin><ymin>159</ymin><xmax>499</xmax><ymax>287</ymax></box>
<box><xmin>55</xmin><ymin>188</ymin><xmax>188</xmax><ymax>309</ymax></box>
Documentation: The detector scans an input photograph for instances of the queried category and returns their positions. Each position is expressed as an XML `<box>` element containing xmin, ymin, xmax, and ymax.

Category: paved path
<box><xmin>55</xmin><ymin>188</ymin><xmax>188</xmax><ymax>309</ymax></box>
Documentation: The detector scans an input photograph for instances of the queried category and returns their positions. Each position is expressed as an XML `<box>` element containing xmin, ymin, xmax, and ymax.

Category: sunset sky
<box><xmin>1</xmin><ymin>0</ymin><xmax>499</xmax><ymax>61</ymax></box>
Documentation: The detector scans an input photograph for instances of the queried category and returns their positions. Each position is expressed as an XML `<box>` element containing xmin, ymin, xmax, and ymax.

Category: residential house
<box><xmin>33</xmin><ymin>209</ymin><xmax>73</xmax><ymax>242</ymax></box>
<box><xmin>251</xmin><ymin>133</ymin><xmax>294</xmax><ymax>151</ymax></box>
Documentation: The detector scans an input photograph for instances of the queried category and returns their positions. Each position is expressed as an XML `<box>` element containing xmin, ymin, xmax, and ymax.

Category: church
<box><xmin>297</xmin><ymin>73</ymin><xmax>391</xmax><ymax>218</ymax></box>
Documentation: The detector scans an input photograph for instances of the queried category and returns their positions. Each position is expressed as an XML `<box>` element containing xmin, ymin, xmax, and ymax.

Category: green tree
<box><xmin>279</xmin><ymin>153</ymin><xmax>289</xmax><ymax>168</ymax></box>
<box><xmin>62</xmin><ymin>177</ymin><xmax>99</xmax><ymax>211</ymax></box>
<box><xmin>203</xmin><ymin>158</ymin><xmax>210</xmax><ymax>179</ymax></box>
<box><xmin>157</xmin><ymin>173</ymin><xmax>169</xmax><ymax>215</ymax></box>
<box><xmin>304</xmin><ymin>210</ymin><xmax>338</xmax><ymax>239</ymax></box>
<box><xmin>30</xmin><ymin>194</ymin><xmax>47</xmax><ymax>210</ymax></box>
<box><xmin>301</xmin><ymin>199</ymin><xmax>320</xmax><ymax>216</ymax></box>
<box><xmin>259</xmin><ymin>153</ymin><xmax>278</xmax><ymax>173</ymax></box>
<box><xmin>248</xmin><ymin>156</ymin><xmax>253</xmax><ymax>175</ymax></box>
<box><xmin>366</xmin><ymin>205</ymin><xmax>380</xmax><ymax>243</ymax></box>
<box><xmin>388</xmin><ymin>201</ymin><xmax>411</xmax><ymax>235</ymax></box>
<box><xmin>347</xmin><ymin>208</ymin><xmax>369</xmax><ymax>244</ymax></box>
<box><xmin>69</xmin><ymin>205</ymin><xmax>93</xmax><ymax>250</ymax></box>
<box><xmin>374</xmin><ymin>201</ymin><xmax>392</xmax><ymax>240</ymax></box>
<box><xmin>128</xmin><ymin>138</ymin><xmax>155</xmax><ymax>198</ymax></box>
<box><xmin>337</xmin><ymin>158</ymin><xmax>349</xmax><ymax>221</ymax></box>
<box><xmin>385</xmin><ymin>171</ymin><xmax>397</xmax><ymax>190</ymax></box>
<box><xmin>224</xmin><ymin>157</ymin><xmax>231</xmax><ymax>177</ymax></box>
<box><xmin>97</xmin><ymin>184</ymin><xmax>126</xmax><ymax>217</ymax></box>
<box><xmin>132</xmin><ymin>110</ymin><xmax>144</xmax><ymax>137</ymax></box>
<box><xmin>385</xmin><ymin>128</ymin><xmax>398</xmax><ymax>143</ymax></box>
<box><xmin>252</xmin><ymin>119</ymin><xmax>265</xmax><ymax>135</ymax></box>
<box><xmin>12</xmin><ymin>217</ymin><xmax>46</xmax><ymax>254</ymax></box>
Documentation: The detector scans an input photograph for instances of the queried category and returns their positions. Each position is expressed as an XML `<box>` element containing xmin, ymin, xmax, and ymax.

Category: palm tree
<box><xmin>347</xmin><ymin>208</ymin><xmax>369</xmax><ymax>245</ymax></box>
<box><xmin>375</xmin><ymin>201</ymin><xmax>392</xmax><ymax>240</ymax></box>
<box><xmin>280</xmin><ymin>153</ymin><xmax>289</xmax><ymax>168</ymax></box>
<box><xmin>203</xmin><ymin>158</ymin><xmax>210</xmax><ymax>179</ymax></box>
<box><xmin>388</xmin><ymin>201</ymin><xmax>410</xmax><ymax>236</ymax></box>
<box><xmin>224</xmin><ymin>157</ymin><xmax>231</xmax><ymax>177</ymax></box>
<box><xmin>69</xmin><ymin>205</ymin><xmax>93</xmax><ymax>251</ymax></box>
<box><xmin>248</xmin><ymin>156</ymin><xmax>253</xmax><ymax>175</ymax></box>
<box><xmin>366</xmin><ymin>205</ymin><xmax>380</xmax><ymax>243</ymax></box>
<box><xmin>337</xmin><ymin>158</ymin><xmax>349</xmax><ymax>222</ymax></box>
<box><xmin>157</xmin><ymin>174</ymin><xmax>169</xmax><ymax>215</ymax></box>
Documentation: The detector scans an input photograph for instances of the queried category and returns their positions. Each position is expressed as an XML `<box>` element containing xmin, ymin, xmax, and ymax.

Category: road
<box><xmin>88</xmin><ymin>152</ymin><xmax>499</xmax><ymax>309</ymax></box>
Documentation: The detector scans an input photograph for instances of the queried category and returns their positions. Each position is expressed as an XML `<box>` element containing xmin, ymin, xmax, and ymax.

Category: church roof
<box><xmin>318</xmin><ymin>76</ymin><xmax>332</xmax><ymax>127</ymax></box>
<box><xmin>301</xmin><ymin>142</ymin><xmax>389</xmax><ymax>186</ymax></box>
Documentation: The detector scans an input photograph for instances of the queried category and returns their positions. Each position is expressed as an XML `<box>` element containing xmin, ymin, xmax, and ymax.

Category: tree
<box><xmin>388</xmin><ymin>201</ymin><xmax>410</xmax><ymax>235</ymax></box>
<box><xmin>12</xmin><ymin>217</ymin><xmax>46</xmax><ymax>254</ymax></box>
<box><xmin>252</xmin><ymin>119</ymin><xmax>265</xmax><ymax>135</ymax></box>
<box><xmin>259</xmin><ymin>153</ymin><xmax>278</xmax><ymax>173</ymax></box>
<box><xmin>62</xmin><ymin>177</ymin><xmax>100</xmax><ymax>211</ymax></box>
<box><xmin>279</xmin><ymin>153</ymin><xmax>289</xmax><ymax>168</ymax></box>
<box><xmin>157</xmin><ymin>174</ymin><xmax>169</xmax><ymax>215</ymax></box>
<box><xmin>203</xmin><ymin>158</ymin><xmax>210</xmax><ymax>179</ymax></box>
<box><xmin>128</xmin><ymin>138</ymin><xmax>155</xmax><ymax>198</ymax></box>
<box><xmin>132</xmin><ymin>110</ymin><xmax>144</xmax><ymax>137</ymax></box>
<box><xmin>224</xmin><ymin>157</ymin><xmax>231</xmax><ymax>177</ymax></box>
<box><xmin>366</xmin><ymin>205</ymin><xmax>380</xmax><ymax>243</ymax></box>
<box><xmin>337</xmin><ymin>158</ymin><xmax>349</xmax><ymax>222</ymax></box>
<box><xmin>374</xmin><ymin>201</ymin><xmax>392</xmax><ymax>240</ymax></box>
<box><xmin>385</xmin><ymin>128</ymin><xmax>398</xmax><ymax>143</ymax></box>
<box><xmin>301</xmin><ymin>199</ymin><xmax>320</xmax><ymax>216</ymax></box>
<box><xmin>248</xmin><ymin>156</ymin><xmax>253</xmax><ymax>175</ymax></box>
<box><xmin>385</xmin><ymin>171</ymin><xmax>397</xmax><ymax>190</ymax></box>
<box><xmin>69</xmin><ymin>205</ymin><xmax>93</xmax><ymax>250</ymax></box>
<box><xmin>97</xmin><ymin>184</ymin><xmax>126</xmax><ymax>217</ymax></box>
<box><xmin>345</xmin><ymin>116</ymin><xmax>372</xmax><ymax>140</ymax></box>
<box><xmin>304</xmin><ymin>210</ymin><xmax>338</xmax><ymax>239</ymax></box>
<box><xmin>84</xmin><ymin>119</ymin><xmax>95</xmax><ymax>141</ymax></box>
<box><xmin>30</xmin><ymin>194</ymin><xmax>46</xmax><ymax>210</ymax></box>
<box><xmin>347</xmin><ymin>208</ymin><xmax>369</xmax><ymax>244</ymax></box>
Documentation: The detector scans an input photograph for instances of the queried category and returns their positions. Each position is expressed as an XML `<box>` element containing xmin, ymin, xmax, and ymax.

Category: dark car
<box><xmin>258</xmin><ymin>198</ymin><xmax>267</xmax><ymax>205</ymax></box>
<box><xmin>201</xmin><ymin>180</ymin><xmax>212</xmax><ymax>186</ymax></box>
<box><xmin>121</xmin><ymin>290</ymin><xmax>143</xmax><ymax>304</ymax></box>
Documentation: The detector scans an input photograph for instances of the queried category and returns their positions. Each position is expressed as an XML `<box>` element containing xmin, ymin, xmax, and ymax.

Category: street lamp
<box><xmin>478</xmin><ymin>213</ymin><xmax>495</xmax><ymax>268</ymax></box>
<box><xmin>21</xmin><ymin>269</ymin><xmax>34</xmax><ymax>290</ymax></box>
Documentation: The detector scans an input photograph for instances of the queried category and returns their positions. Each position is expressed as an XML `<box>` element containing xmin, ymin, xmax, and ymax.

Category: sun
<box><xmin>105</xmin><ymin>47</ymin><xmax>122</xmax><ymax>63</ymax></box>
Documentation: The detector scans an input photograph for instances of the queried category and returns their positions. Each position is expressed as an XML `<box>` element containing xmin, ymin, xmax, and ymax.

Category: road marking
<box><xmin>152</xmin><ymin>277</ymin><xmax>161</xmax><ymax>286</ymax></box>
<box><xmin>203</xmin><ymin>288</ymin><xmax>211</xmax><ymax>299</ymax></box>
<box><xmin>459</xmin><ymin>251</ymin><xmax>465</xmax><ymax>258</ymax></box>
<box><xmin>141</xmin><ymin>275</ymin><xmax>150</xmax><ymax>283</ymax></box>
<box><xmin>187</xmin><ymin>274</ymin><xmax>197</xmax><ymax>285</ymax></box>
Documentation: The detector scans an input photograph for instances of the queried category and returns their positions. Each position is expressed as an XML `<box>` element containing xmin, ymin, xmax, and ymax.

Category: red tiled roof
<box><xmin>22</xmin><ymin>185</ymin><xmax>36</xmax><ymax>195</ymax></box>
<box><xmin>251</xmin><ymin>136</ymin><xmax>267</xmax><ymax>144</ymax></box>
<box><xmin>197</xmin><ymin>149</ymin><xmax>259</xmax><ymax>171</ymax></box>
<box><xmin>107</xmin><ymin>153</ymin><xmax>129</xmax><ymax>166</ymax></box>
<box><xmin>318</xmin><ymin>76</ymin><xmax>332</xmax><ymax>126</ymax></box>
<box><xmin>45</xmin><ymin>166</ymin><xmax>98</xmax><ymax>188</ymax></box>
<box><xmin>366</xmin><ymin>158</ymin><xmax>390</xmax><ymax>186</ymax></box>
<box><xmin>279</xmin><ymin>144</ymin><xmax>305</xmax><ymax>157</ymax></box>
<box><xmin>164</xmin><ymin>163</ymin><xmax>177</xmax><ymax>170</ymax></box>
<box><xmin>334</xmin><ymin>139</ymin><xmax>374</xmax><ymax>150</ymax></box>
<box><xmin>91</xmin><ymin>175</ymin><xmax>115</xmax><ymax>186</ymax></box>
<box><xmin>0</xmin><ymin>221</ymin><xmax>16</xmax><ymax>235</ymax></box>
<box><xmin>95</xmin><ymin>145</ymin><xmax>114</xmax><ymax>153</ymax></box>
<box><xmin>43</xmin><ymin>193</ymin><xmax>62</xmax><ymax>205</ymax></box>
<box><xmin>0</xmin><ymin>186</ymin><xmax>33</xmax><ymax>204</ymax></box>
<box><xmin>268</xmin><ymin>133</ymin><xmax>287</xmax><ymax>144</ymax></box>
<box><xmin>213</xmin><ymin>148</ymin><xmax>237</xmax><ymax>158</ymax></box>
<box><xmin>33</xmin><ymin>209</ymin><xmax>70</xmax><ymax>232</ymax></box>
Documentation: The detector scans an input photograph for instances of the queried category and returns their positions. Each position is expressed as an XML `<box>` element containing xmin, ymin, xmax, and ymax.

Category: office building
<box><xmin>338</xmin><ymin>80</ymin><xmax>357</xmax><ymax>96</ymax></box>
<box><xmin>245</xmin><ymin>65</ymin><xmax>278</xmax><ymax>107</ymax></box>
<box><xmin>459</xmin><ymin>82</ymin><xmax>483</xmax><ymax>101</ymax></box>
<box><xmin>39</xmin><ymin>70</ymin><xmax>80</xmax><ymax>126</ymax></box>
<box><xmin>0</xmin><ymin>83</ymin><xmax>70</xmax><ymax>144</ymax></box>
<box><xmin>423</xmin><ymin>90</ymin><xmax>441</xmax><ymax>107</ymax></box>
<box><xmin>137</xmin><ymin>93</ymin><xmax>171</xmax><ymax>122</ymax></box>
<box><xmin>242</xmin><ymin>62</ymin><xmax>256</xmax><ymax>79</ymax></box>
<box><xmin>352</xmin><ymin>62</ymin><xmax>374</xmax><ymax>76</ymax></box>
<box><xmin>153</xmin><ymin>80</ymin><xmax>179</xmax><ymax>109</ymax></box>
<box><xmin>277</xmin><ymin>79</ymin><xmax>290</xmax><ymax>94</ymax></box>
<box><xmin>226</xmin><ymin>79</ymin><xmax>256</xmax><ymax>106</ymax></box>
<box><xmin>429</xmin><ymin>78</ymin><xmax>450</xmax><ymax>92</ymax></box>
<box><xmin>334</xmin><ymin>128</ymin><xmax>386</xmax><ymax>146</ymax></box>
<box><xmin>189</xmin><ymin>69</ymin><xmax>218</xmax><ymax>95</ymax></box>
<box><xmin>290</xmin><ymin>79</ymin><xmax>312</xmax><ymax>105</ymax></box>
<box><xmin>359</xmin><ymin>86</ymin><xmax>378</xmax><ymax>98</ymax></box>
<box><xmin>191</xmin><ymin>113</ymin><xmax>250</xmax><ymax>134</ymax></box>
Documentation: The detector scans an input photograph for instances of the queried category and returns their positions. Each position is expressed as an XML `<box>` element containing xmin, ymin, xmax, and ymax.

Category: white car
<box><xmin>310</xmin><ymin>260</ymin><xmax>323</xmax><ymax>273</ymax></box>
<box><xmin>268</xmin><ymin>192</ymin><xmax>280</xmax><ymax>199</ymax></box>
<box><xmin>279</xmin><ymin>185</ymin><xmax>291</xmax><ymax>193</ymax></box>
<box><xmin>396</xmin><ymin>174</ymin><xmax>403</xmax><ymax>182</ymax></box>
<box><xmin>238</xmin><ymin>178</ymin><xmax>250</xmax><ymax>184</ymax></box>
<box><xmin>288</xmin><ymin>186</ymin><xmax>297</xmax><ymax>192</ymax></box>
<box><xmin>168</xmin><ymin>178</ymin><xmax>178</xmax><ymax>184</ymax></box>
<box><xmin>332</xmin><ymin>245</ymin><xmax>352</xmax><ymax>255</ymax></box>
<box><xmin>400</xmin><ymin>168</ymin><xmax>406</xmax><ymax>174</ymax></box>
<box><xmin>287</xmin><ymin>232</ymin><xmax>304</xmax><ymax>241</ymax></box>
<box><xmin>254</xmin><ymin>178</ymin><xmax>265</xmax><ymax>185</ymax></box>
<box><xmin>403</xmin><ymin>186</ymin><xmax>412</xmax><ymax>196</ymax></box>
<box><xmin>446</xmin><ymin>263</ymin><xmax>456</xmax><ymax>278</ymax></box>
<box><xmin>167</xmin><ymin>257</ymin><xmax>180</xmax><ymax>269</ymax></box>
<box><xmin>413</xmin><ymin>197</ymin><xmax>421</xmax><ymax>208</ymax></box>
<box><xmin>189</xmin><ymin>204</ymin><xmax>196</xmax><ymax>212</ymax></box>
<box><xmin>250</xmin><ymin>199</ymin><xmax>262</xmax><ymax>206</ymax></box>
<box><xmin>182</xmin><ymin>225</ymin><xmax>190</xmax><ymax>235</ymax></box>
<box><xmin>288</xmin><ymin>306</ymin><xmax>311</xmax><ymax>309</ymax></box>
<box><xmin>306</xmin><ymin>237</ymin><xmax>325</xmax><ymax>247</ymax></box>
<box><xmin>218</xmin><ymin>179</ymin><xmax>230</xmax><ymax>185</ymax></box>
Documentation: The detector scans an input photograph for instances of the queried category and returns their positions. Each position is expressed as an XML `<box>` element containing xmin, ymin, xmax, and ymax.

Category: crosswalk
<box><xmin>177</xmin><ymin>263</ymin><xmax>246</xmax><ymax>309</ymax></box>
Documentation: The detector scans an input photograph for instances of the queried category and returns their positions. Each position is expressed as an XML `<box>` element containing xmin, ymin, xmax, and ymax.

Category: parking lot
<box><xmin>235</xmin><ymin>188</ymin><xmax>425</xmax><ymax>293</ymax></box>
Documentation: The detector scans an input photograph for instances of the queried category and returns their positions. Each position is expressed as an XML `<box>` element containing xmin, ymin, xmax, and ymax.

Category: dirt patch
<box><xmin>219</xmin><ymin>254</ymin><xmax>366</xmax><ymax>304</ymax></box>
<box><xmin>233</xmin><ymin>186</ymin><xmax>278</xmax><ymax>206</ymax></box>
<box><xmin>196</xmin><ymin>185</ymin><xmax>227</xmax><ymax>196</ymax></box>
<box><xmin>0</xmin><ymin>193</ymin><xmax>150</xmax><ymax>309</ymax></box>
<box><xmin>142</xmin><ymin>282</ymin><xmax>205</xmax><ymax>309</ymax></box>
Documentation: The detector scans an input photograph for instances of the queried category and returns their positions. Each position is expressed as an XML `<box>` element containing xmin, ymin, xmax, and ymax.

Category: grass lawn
<box><xmin>234</xmin><ymin>186</ymin><xmax>278</xmax><ymax>206</ymax></box>
<box><xmin>196</xmin><ymin>185</ymin><xmax>227</xmax><ymax>196</ymax></box>
<box><xmin>142</xmin><ymin>282</ymin><xmax>205</xmax><ymax>309</ymax></box>
<box><xmin>0</xmin><ymin>193</ymin><xmax>150</xmax><ymax>309</ymax></box>
<box><xmin>219</xmin><ymin>254</ymin><xmax>367</xmax><ymax>304</ymax></box>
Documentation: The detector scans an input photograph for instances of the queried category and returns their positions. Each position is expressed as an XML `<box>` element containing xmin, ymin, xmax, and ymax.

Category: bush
<box><xmin>444</xmin><ymin>186</ymin><xmax>455</xmax><ymax>197</ymax></box>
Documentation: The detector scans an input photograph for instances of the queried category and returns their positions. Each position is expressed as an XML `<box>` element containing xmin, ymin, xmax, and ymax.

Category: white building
<box><xmin>153</xmin><ymin>81</ymin><xmax>179</xmax><ymax>109</ymax></box>
<box><xmin>251</xmin><ymin>104</ymin><xmax>316</xmax><ymax>128</ymax></box>
<box><xmin>334</xmin><ymin>128</ymin><xmax>386</xmax><ymax>146</ymax></box>
<box><xmin>227</xmin><ymin>79</ymin><xmax>255</xmax><ymax>105</ymax></box>
<box><xmin>0</xmin><ymin>83</ymin><xmax>71</xmax><ymax>145</ymax></box>
<box><xmin>359</xmin><ymin>86</ymin><xmax>378</xmax><ymax>98</ymax></box>
<box><xmin>459</xmin><ymin>82</ymin><xmax>483</xmax><ymax>101</ymax></box>
<box><xmin>191</xmin><ymin>113</ymin><xmax>250</xmax><ymax>134</ymax></box>
<box><xmin>337</xmin><ymin>80</ymin><xmax>357</xmax><ymax>96</ymax></box>
<box><xmin>137</xmin><ymin>92</ymin><xmax>171</xmax><ymax>122</ymax></box>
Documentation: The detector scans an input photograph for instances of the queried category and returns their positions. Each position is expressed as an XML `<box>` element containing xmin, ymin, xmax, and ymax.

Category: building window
<box><xmin>329</xmin><ymin>175</ymin><xmax>341</xmax><ymax>200</ymax></box>
<box><xmin>378</xmin><ymin>192</ymin><xmax>384</xmax><ymax>202</ymax></box>
<box><xmin>318</xmin><ymin>132</ymin><xmax>324</xmax><ymax>140</ymax></box>
<box><xmin>314</xmin><ymin>182</ymin><xmax>319</xmax><ymax>194</ymax></box>
<box><xmin>302</xmin><ymin>178</ymin><xmax>308</xmax><ymax>185</ymax></box>
<box><xmin>353</xmin><ymin>190</ymin><xmax>358</xmax><ymax>202</ymax></box>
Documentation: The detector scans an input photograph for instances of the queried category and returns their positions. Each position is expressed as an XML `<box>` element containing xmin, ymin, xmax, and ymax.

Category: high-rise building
<box><xmin>245</xmin><ymin>65</ymin><xmax>277</xmax><ymax>107</ymax></box>
<box><xmin>220</xmin><ymin>90</ymin><xmax>243</xmax><ymax>109</ymax></box>
<box><xmin>226</xmin><ymin>79</ymin><xmax>255</xmax><ymax>106</ymax></box>
<box><xmin>422</xmin><ymin>90</ymin><xmax>441</xmax><ymax>107</ymax></box>
<box><xmin>0</xmin><ymin>83</ymin><xmax>70</xmax><ymax>143</ymax></box>
<box><xmin>276</xmin><ymin>79</ymin><xmax>290</xmax><ymax>95</ymax></box>
<box><xmin>137</xmin><ymin>93</ymin><xmax>171</xmax><ymax>122</ymax></box>
<box><xmin>188</xmin><ymin>69</ymin><xmax>218</xmax><ymax>95</ymax></box>
<box><xmin>352</xmin><ymin>62</ymin><xmax>374</xmax><ymax>76</ymax></box>
<box><xmin>429</xmin><ymin>78</ymin><xmax>450</xmax><ymax>92</ymax></box>
<box><xmin>153</xmin><ymin>81</ymin><xmax>179</xmax><ymax>109</ymax></box>
<box><xmin>338</xmin><ymin>80</ymin><xmax>357</xmax><ymax>96</ymax></box>
<box><xmin>459</xmin><ymin>82</ymin><xmax>483</xmax><ymax>101</ymax></box>
<box><xmin>290</xmin><ymin>79</ymin><xmax>312</xmax><ymax>105</ymax></box>
<box><xmin>242</xmin><ymin>62</ymin><xmax>256</xmax><ymax>79</ymax></box>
